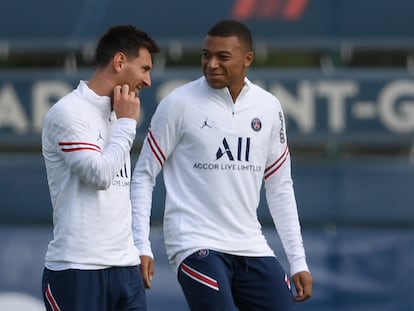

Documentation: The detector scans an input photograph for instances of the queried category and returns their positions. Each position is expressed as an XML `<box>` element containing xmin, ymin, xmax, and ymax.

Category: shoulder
<box><xmin>165</xmin><ymin>77</ymin><xmax>205</xmax><ymax>100</ymax></box>
<box><xmin>156</xmin><ymin>77</ymin><xmax>204</xmax><ymax>112</ymax></box>
<box><xmin>247</xmin><ymin>79</ymin><xmax>279</xmax><ymax>100</ymax></box>
<box><xmin>246</xmin><ymin>79</ymin><xmax>282</xmax><ymax>110</ymax></box>
<box><xmin>44</xmin><ymin>88</ymin><xmax>85</xmax><ymax>127</ymax></box>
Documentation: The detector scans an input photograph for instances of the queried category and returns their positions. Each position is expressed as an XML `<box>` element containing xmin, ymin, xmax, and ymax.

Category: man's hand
<box><xmin>113</xmin><ymin>84</ymin><xmax>140</xmax><ymax>121</ymax></box>
<box><xmin>292</xmin><ymin>271</ymin><xmax>313</xmax><ymax>302</ymax></box>
<box><xmin>140</xmin><ymin>255</ymin><xmax>154</xmax><ymax>289</ymax></box>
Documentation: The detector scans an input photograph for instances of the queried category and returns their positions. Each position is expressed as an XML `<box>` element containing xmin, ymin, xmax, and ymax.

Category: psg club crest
<box><xmin>196</xmin><ymin>249</ymin><xmax>209</xmax><ymax>257</ymax></box>
<box><xmin>251</xmin><ymin>118</ymin><xmax>262</xmax><ymax>131</ymax></box>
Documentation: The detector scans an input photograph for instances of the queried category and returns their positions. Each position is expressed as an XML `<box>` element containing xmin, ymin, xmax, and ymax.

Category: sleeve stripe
<box><xmin>147</xmin><ymin>130</ymin><xmax>166</xmax><ymax>167</ymax></box>
<box><xmin>61</xmin><ymin>147</ymin><xmax>102</xmax><ymax>153</ymax></box>
<box><xmin>58</xmin><ymin>141</ymin><xmax>101</xmax><ymax>153</ymax></box>
<box><xmin>264</xmin><ymin>145</ymin><xmax>289</xmax><ymax>180</ymax></box>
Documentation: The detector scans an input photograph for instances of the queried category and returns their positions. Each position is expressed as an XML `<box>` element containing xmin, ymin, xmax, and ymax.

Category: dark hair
<box><xmin>94</xmin><ymin>25</ymin><xmax>160</xmax><ymax>67</ymax></box>
<box><xmin>207</xmin><ymin>20</ymin><xmax>253</xmax><ymax>51</ymax></box>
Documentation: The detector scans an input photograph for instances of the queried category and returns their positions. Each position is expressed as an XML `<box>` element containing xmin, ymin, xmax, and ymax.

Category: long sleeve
<box><xmin>265</xmin><ymin>154</ymin><xmax>308</xmax><ymax>276</ymax></box>
<box><xmin>131</xmin><ymin>93</ymin><xmax>182</xmax><ymax>257</ymax></box>
<box><xmin>264</xmin><ymin>108</ymin><xmax>308</xmax><ymax>276</ymax></box>
<box><xmin>42</xmin><ymin>84</ymin><xmax>136</xmax><ymax>190</ymax></box>
<box><xmin>51</xmin><ymin>118</ymin><xmax>136</xmax><ymax>190</ymax></box>
<box><xmin>131</xmin><ymin>136</ymin><xmax>162</xmax><ymax>257</ymax></box>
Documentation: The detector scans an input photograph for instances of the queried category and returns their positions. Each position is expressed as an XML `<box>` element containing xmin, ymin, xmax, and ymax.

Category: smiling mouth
<box><xmin>206</xmin><ymin>72</ymin><xmax>223</xmax><ymax>79</ymax></box>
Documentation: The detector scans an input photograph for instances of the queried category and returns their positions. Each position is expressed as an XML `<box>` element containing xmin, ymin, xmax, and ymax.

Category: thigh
<box><xmin>233</xmin><ymin>257</ymin><xmax>297</xmax><ymax>311</ymax></box>
<box><xmin>42</xmin><ymin>267</ymin><xmax>108</xmax><ymax>311</ymax></box>
<box><xmin>177</xmin><ymin>250</ymin><xmax>238</xmax><ymax>311</ymax></box>
<box><xmin>114</xmin><ymin>266</ymin><xmax>146</xmax><ymax>311</ymax></box>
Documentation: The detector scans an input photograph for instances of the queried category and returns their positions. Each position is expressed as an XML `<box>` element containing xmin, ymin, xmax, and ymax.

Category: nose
<box><xmin>207</xmin><ymin>56</ymin><xmax>219</xmax><ymax>69</ymax></box>
<box><xmin>143</xmin><ymin>72</ymin><xmax>152</xmax><ymax>87</ymax></box>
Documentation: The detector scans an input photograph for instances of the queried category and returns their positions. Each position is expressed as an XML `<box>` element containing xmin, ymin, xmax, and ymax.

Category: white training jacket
<box><xmin>131</xmin><ymin>77</ymin><xmax>309</xmax><ymax>276</ymax></box>
<box><xmin>42</xmin><ymin>81</ymin><xmax>140</xmax><ymax>270</ymax></box>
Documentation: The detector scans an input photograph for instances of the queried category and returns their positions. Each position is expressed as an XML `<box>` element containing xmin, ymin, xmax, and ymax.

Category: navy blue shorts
<box><xmin>178</xmin><ymin>250</ymin><xmax>296</xmax><ymax>311</ymax></box>
<box><xmin>42</xmin><ymin>266</ymin><xmax>146</xmax><ymax>311</ymax></box>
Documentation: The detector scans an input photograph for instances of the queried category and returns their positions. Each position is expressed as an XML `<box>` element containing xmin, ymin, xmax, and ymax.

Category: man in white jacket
<box><xmin>41</xmin><ymin>25</ymin><xmax>159</xmax><ymax>311</ymax></box>
<box><xmin>132</xmin><ymin>20</ymin><xmax>312</xmax><ymax>310</ymax></box>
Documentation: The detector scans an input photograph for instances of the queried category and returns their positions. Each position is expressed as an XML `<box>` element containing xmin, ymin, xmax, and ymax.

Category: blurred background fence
<box><xmin>1</xmin><ymin>0</ymin><xmax>414</xmax><ymax>310</ymax></box>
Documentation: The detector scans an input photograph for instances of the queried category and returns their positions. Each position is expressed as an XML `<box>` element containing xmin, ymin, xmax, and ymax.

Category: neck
<box><xmin>87</xmin><ymin>69</ymin><xmax>114</xmax><ymax>97</ymax></box>
<box><xmin>229</xmin><ymin>83</ymin><xmax>245</xmax><ymax>103</ymax></box>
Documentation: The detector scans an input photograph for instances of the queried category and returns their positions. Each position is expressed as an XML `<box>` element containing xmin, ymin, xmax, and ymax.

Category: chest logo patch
<box><xmin>201</xmin><ymin>117</ymin><xmax>212</xmax><ymax>129</ymax></box>
<box><xmin>251</xmin><ymin>118</ymin><xmax>262</xmax><ymax>131</ymax></box>
<box><xmin>97</xmin><ymin>130</ymin><xmax>105</xmax><ymax>141</ymax></box>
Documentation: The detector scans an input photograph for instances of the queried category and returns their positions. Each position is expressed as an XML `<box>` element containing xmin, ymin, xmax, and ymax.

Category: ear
<box><xmin>113</xmin><ymin>52</ymin><xmax>126</xmax><ymax>73</ymax></box>
<box><xmin>244</xmin><ymin>51</ymin><xmax>254</xmax><ymax>68</ymax></box>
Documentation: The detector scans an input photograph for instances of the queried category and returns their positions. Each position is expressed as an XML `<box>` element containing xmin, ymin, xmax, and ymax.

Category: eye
<box><xmin>218</xmin><ymin>53</ymin><xmax>231</xmax><ymax>61</ymax></box>
<box><xmin>202</xmin><ymin>52</ymin><xmax>210</xmax><ymax>59</ymax></box>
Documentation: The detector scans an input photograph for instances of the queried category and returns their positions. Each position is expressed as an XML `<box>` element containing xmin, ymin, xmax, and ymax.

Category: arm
<box><xmin>265</xmin><ymin>149</ymin><xmax>313</xmax><ymax>301</ymax></box>
<box><xmin>131</xmin><ymin>136</ymin><xmax>161</xmax><ymax>288</ymax></box>
<box><xmin>265</xmin><ymin>151</ymin><xmax>308</xmax><ymax>275</ymax></box>
<box><xmin>45</xmin><ymin>84</ymin><xmax>139</xmax><ymax>189</ymax></box>
<box><xmin>131</xmin><ymin>133</ymin><xmax>162</xmax><ymax>278</ymax></box>
<box><xmin>131</xmin><ymin>93</ymin><xmax>182</xmax><ymax>288</ymax></box>
<box><xmin>264</xmin><ymin>106</ymin><xmax>313</xmax><ymax>301</ymax></box>
<box><xmin>59</xmin><ymin>118</ymin><xmax>136</xmax><ymax>189</ymax></box>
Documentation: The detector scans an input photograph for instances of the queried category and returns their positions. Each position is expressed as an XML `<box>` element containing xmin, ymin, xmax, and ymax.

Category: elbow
<box><xmin>89</xmin><ymin>164</ymin><xmax>117</xmax><ymax>190</ymax></box>
<box><xmin>95</xmin><ymin>181</ymin><xmax>111</xmax><ymax>190</ymax></box>
<box><xmin>78</xmin><ymin>176</ymin><xmax>112</xmax><ymax>190</ymax></box>
<box><xmin>94</xmin><ymin>175</ymin><xmax>114</xmax><ymax>190</ymax></box>
<box><xmin>86</xmin><ymin>174</ymin><xmax>113</xmax><ymax>190</ymax></box>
